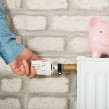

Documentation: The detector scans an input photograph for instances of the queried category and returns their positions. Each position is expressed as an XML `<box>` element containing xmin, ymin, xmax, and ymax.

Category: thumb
<box><xmin>31</xmin><ymin>54</ymin><xmax>39</xmax><ymax>60</ymax></box>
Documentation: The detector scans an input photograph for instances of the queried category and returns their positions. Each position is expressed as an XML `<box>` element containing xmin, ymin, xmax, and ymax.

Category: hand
<box><xmin>9</xmin><ymin>48</ymin><xmax>39</xmax><ymax>79</ymax></box>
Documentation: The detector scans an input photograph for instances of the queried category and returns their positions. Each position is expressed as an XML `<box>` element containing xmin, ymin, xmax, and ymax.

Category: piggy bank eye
<box><xmin>100</xmin><ymin>31</ymin><xmax>102</xmax><ymax>33</ymax></box>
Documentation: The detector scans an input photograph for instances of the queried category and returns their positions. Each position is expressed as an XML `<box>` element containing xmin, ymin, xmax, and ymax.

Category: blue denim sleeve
<box><xmin>0</xmin><ymin>0</ymin><xmax>24</xmax><ymax>64</ymax></box>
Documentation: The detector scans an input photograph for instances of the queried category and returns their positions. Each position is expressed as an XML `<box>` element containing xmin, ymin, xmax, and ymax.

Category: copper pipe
<box><xmin>62</xmin><ymin>64</ymin><xmax>77</xmax><ymax>72</ymax></box>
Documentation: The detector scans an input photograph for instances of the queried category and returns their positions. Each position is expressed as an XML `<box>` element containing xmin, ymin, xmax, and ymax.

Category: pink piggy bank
<box><xmin>88</xmin><ymin>17</ymin><xmax>109</xmax><ymax>57</ymax></box>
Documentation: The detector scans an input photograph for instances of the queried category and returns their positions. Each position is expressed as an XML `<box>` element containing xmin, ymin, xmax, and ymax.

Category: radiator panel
<box><xmin>77</xmin><ymin>57</ymin><xmax>109</xmax><ymax>109</ymax></box>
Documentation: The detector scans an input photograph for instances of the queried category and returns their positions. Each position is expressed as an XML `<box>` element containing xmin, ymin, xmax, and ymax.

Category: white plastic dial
<box><xmin>31</xmin><ymin>60</ymin><xmax>53</xmax><ymax>76</ymax></box>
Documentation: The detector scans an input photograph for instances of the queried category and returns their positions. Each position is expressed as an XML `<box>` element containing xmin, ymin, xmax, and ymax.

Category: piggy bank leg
<box><xmin>92</xmin><ymin>51</ymin><xmax>101</xmax><ymax>57</ymax></box>
<box><xmin>108</xmin><ymin>53</ymin><xmax>109</xmax><ymax>57</ymax></box>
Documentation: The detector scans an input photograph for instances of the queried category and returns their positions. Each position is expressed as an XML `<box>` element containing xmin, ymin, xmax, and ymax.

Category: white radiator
<box><xmin>77</xmin><ymin>56</ymin><xmax>109</xmax><ymax>109</ymax></box>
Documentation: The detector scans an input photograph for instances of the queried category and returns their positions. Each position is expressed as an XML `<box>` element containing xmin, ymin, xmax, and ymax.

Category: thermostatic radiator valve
<box><xmin>31</xmin><ymin>60</ymin><xmax>77</xmax><ymax>76</ymax></box>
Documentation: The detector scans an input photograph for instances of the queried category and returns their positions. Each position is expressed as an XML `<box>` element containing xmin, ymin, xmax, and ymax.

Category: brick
<box><xmin>70</xmin><ymin>97</ymin><xmax>77</xmax><ymax>109</ymax></box>
<box><xmin>68</xmin><ymin>37</ymin><xmax>90</xmax><ymax>53</ymax></box>
<box><xmin>0</xmin><ymin>58</ymin><xmax>12</xmax><ymax>74</ymax></box>
<box><xmin>28</xmin><ymin>98</ymin><xmax>67</xmax><ymax>109</ymax></box>
<box><xmin>44</xmin><ymin>58</ymin><xmax>76</xmax><ymax>64</ymax></box>
<box><xmin>50</xmin><ymin>16</ymin><xmax>109</xmax><ymax>31</ymax></box>
<box><xmin>28</xmin><ymin>77</ymin><xmax>69</xmax><ymax>93</ymax></box>
<box><xmin>1</xmin><ymin>78</ymin><xmax>22</xmax><ymax>92</ymax></box>
<box><xmin>27</xmin><ymin>37</ymin><xmax>64</xmax><ymax>51</ymax></box>
<box><xmin>0</xmin><ymin>98</ymin><xmax>21</xmax><ymax>109</ymax></box>
<box><xmin>72</xmin><ymin>0</ymin><xmax>108</xmax><ymax>10</ymax></box>
<box><xmin>13</xmin><ymin>15</ymin><xmax>46</xmax><ymax>30</ymax></box>
<box><xmin>25</xmin><ymin>0</ymin><xmax>68</xmax><ymax>10</ymax></box>
<box><xmin>3</xmin><ymin>0</ymin><xmax>21</xmax><ymax>9</ymax></box>
<box><xmin>50</xmin><ymin>16</ymin><xmax>90</xmax><ymax>31</ymax></box>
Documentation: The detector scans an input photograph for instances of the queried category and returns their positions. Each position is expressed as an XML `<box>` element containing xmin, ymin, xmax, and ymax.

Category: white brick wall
<box><xmin>1</xmin><ymin>0</ymin><xmax>109</xmax><ymax>109</ymax></box>
<box><xmin>0</xmin><ymin>58</ymin><xmax>11</xmax><ymax>74</ymax></box>
<box><xmin>50</xmin><ymin>16</ymin><xmax>90</xmax><ymax>31</ymax></box>
<box><xmin>13</xmin><ymin>15</ymin><xmax>46</xmax><ymax>30</ymax></box>
<box><xmin>50</xmin><ymin>16</ymin><xmax>109</xmax><ymax>31</ymax></box>
<box><xmin>4</xmin><ymin>0</ymin><xmax>21</xmax><ymax>10</ymax></box>
<box><xmin>28</xmin><ymin>98</ymin><xmax>67</xmax><ymax>109</ymax></box>
<box><xmin>0</xmin><ymin>98</ymin><xmax>21</xmax><ymax>109</ymax></box>
<box><xmin>28</xmin><ymin>77</ymin><xmax>69</xmax><ymax>93</ymax></box>
<box><xmin>68</xmin><ymin>37</ymin><xmax>90</xmax><ymax>53</ymax></box>
<box><xmin>44</xmin><ymin>58</ymin><xmax>76</xmax><ymax>64</ymax></box>
<box><xmin>72</xmin><ymin>0</ymin><xmax>108</xmax><ymax>10</ymax></box>
<box><xmin>25</xmin><ymin>0</ymin><xmax>68</xmax><ymax>10</ymax></box>
<box><xmin>27</xmin><ymin>37</ymin><xmax>64</xmax><ymax>51</ymax></box>
<box><xmin>1</xmin><ymin>78</ymin><xmax>22</xmax><ymax>92</ymax></box>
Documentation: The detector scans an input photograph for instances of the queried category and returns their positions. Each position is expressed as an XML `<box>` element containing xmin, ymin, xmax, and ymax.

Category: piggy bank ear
<box><xmin>90</xmin><ymin>17</ymin><xmax>101</xmax><ymax>27</ymax></box>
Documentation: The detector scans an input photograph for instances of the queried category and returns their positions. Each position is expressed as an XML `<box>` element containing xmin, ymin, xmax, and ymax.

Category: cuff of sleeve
<box><xmin>0</xmin><ymin>41</ymin><xmax>25</xmax><ymax>64</ymax></box>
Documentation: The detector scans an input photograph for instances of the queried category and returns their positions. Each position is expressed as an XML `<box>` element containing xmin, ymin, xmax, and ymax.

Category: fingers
<box><xmin>13</xmin><ymin>65</ymin><xmax>25</xmax><ymax>76</ymax></box>
<box><xmin>27</xmin><ymin>67</ymin><xmax>36</xmax><ymax>79</ymax></box>
<box><xmin>20</xmin><ymin>65</ymin><xmax>25</xmax><ymax>76</ymax></box>
<box><xmin>23</xmin><ymin>60</ymin><xmax>38</xmax><ymax>79</ymax></box>
<box><xmin>12</xmin><ymin>60</ymin><xmax>39</xmax><ymax>78</ymax></box>
<box><xmin>23</xmin><ymin>60</ymin><xmax>30</xmax><ymax>75</ymax></box>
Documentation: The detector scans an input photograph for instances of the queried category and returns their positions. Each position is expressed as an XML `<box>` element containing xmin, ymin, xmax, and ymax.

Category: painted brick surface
<box><xmin>3</xmin><ymin>0</ymin><xmax>21</xmax><ymax>9</ymax></box>
<box><xmin>28</xmin><ymin>98</ymin><xmax>67</xmax><ymax>109</ymax></box>
<box><xmin>13</xmin><ymin>15</ymin><xmax>46</xmax><ymax>30</ymax></box>
<box><xmin>28</xmin><ymin>77</ymin><xmax>69</xmax><ymax>93</ymax></box>
<box><xmin>72</xmin><ymin>0</ymin><xmax>108</xmax><ymax>10</ymax></box>
<box><xmin>68</xmin><ymin>37</ymin><xmax>90</xmax><ymax>53</ymax></box>
<box><xmin>50</xmin><ymin>16</ymin><xmax>90</xmax><ymax>31</ymax></box>
<box><xmin>1</xmin><ymin>78</ymin><xmax>22</xmax><ymax>92</ymax></box>
<box><xmin>0</xmin><ymin>58</ymin><xmax>12</xmax><ymax>74</ymax></box>
<box><xmin>25</xmin><ymin>0</ymin><xmax>68</xmax><ymax>10</ymax></box>
<box><xmin>50</xmin><ymin>16</ymin><xmax>109</xmax><ymax>31</ymax></box>
<box><xmin>0</xmin><ymin>98</ymin><xmax>21</xmax><ymax>109</ymax></box>
<box><xmin>27</xmin><ymin>37</ymin><xmax>64</xmax><ymax>51</ymax></box>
